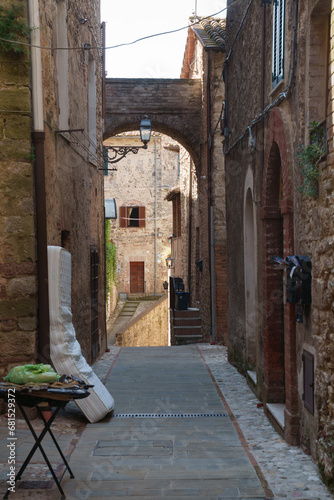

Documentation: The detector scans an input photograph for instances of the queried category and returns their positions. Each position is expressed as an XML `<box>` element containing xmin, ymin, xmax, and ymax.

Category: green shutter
<box><xmin>272</xmin><ymin>0</ymin><xmax>285</xmax><ymax>87</ymax></box>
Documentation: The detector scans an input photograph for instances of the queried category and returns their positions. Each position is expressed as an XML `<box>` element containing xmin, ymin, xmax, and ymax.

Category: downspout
<box><xmin>260</xmin><ymin>1</ymin><xmax>266</xmax><ymax>205</ymax></box>
<box><xmin>207</xmin><ymin>50</ymin><xmax>216</xmax><ymax>344</ymax></box>
<box><xmin>154</xmin><ymin>137</ymin><xmax>157</xmax><ymax>295</ymax></box>
<box><xmin>28</xmin><ymin>0</ymin><xmax>50</xmax><ymax>363</ymax></box>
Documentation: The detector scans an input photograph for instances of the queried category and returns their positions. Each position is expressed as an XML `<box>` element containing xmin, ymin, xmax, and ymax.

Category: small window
<box><xmin>120</xmin><ymin>206</ymin><xmax>145</xmax><ymax>228</ymax></box>
<box><xmin>272</xmin><ymin>0</ymin><xmax>285</xmax><ymax>88</ymax></box>
<box><xmin>302</xmin><ymin>350</ymin><xmax>314</xmax><ymax>414</ymax></box>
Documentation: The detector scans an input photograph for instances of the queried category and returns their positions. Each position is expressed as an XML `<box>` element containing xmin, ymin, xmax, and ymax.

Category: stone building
<box><xmin>0</xmin><ymin>0</ymin><xmax>106</xmax><ymax>385</ymax></box>
<box><xmin>177</xmin><ymin>17</ymin><xmax>227</xmax><ymax>344</ymax></box>
<box><xmin>104</xmin><ymin>133</ymin><xmax>180</xmax><ymax>299</ymax></box>
<box><xmin>224</xmin><ymin>0</ymin><xmax>334</xmax><ymax>481</ymax></box>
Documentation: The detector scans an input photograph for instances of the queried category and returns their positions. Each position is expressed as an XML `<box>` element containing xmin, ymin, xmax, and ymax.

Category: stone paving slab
<box><xmin>0</xmin><ymin>344</ymin><xmax>333</xmax><ymax>499</ymax></box>
<box><xmin>58</xmin><ymin>347</ymin><xmax>265</xmax><ymax>499</ymax></box>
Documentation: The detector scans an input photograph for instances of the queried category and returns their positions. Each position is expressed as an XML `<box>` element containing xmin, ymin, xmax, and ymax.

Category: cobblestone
<box><xmin>198</xmin><ymin>344</ymin><xmax>334</xmax><ymax>500</ymax></box>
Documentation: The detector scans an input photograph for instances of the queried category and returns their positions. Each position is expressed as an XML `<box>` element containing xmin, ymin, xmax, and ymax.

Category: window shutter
<box><xmin>120</xmin><ymin>206</ymin><xmax>127</xmax><ymax>228</ymax></box>
<box><xmin>139</xmin><ymin>206</ymin><xmax>146</xmax><ymax>228</ymax></box>
<box><xmin>272</xmin><ymin>0</ymin><xmax>285</xmax><ymax>87</ymax></box>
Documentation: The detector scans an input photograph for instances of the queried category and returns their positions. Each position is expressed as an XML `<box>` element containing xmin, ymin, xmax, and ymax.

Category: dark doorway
<box><xmin>130</xmin><ymin>262</ymin><xmax>145</xmax><ymax>293</ymax></box>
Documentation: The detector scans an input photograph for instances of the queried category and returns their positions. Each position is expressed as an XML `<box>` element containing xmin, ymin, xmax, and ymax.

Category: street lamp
<box><xmin>166</xmin><ymin>257</ymin><xmax>175</xmax><ymax>269</ymax></box>
<box><xmin>103</xmin><ymin>116</ymin><xmax>152</xmax><ymax>167</ymax></box>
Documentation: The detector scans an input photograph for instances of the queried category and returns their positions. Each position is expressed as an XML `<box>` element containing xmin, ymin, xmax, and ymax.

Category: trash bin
<box><xmin>176</xmin><ymin>292</ymin><xmax>190</xmax><ymax>310</ymax></box>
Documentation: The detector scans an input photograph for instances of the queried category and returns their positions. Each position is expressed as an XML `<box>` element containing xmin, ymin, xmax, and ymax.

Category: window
<box><xmin>120</xmin><ymin>206</ymin><xmax>145</xmax><ymax>228</ymax></box>
<box><xmin>302</xmin><ymin>350</ymin><xmax>314</xmax><ymax>414</ymax></box>
<box><xmin>272</xmin><ymin>0</ymin><xmax>285</xmax><ymax>88</ymax></box>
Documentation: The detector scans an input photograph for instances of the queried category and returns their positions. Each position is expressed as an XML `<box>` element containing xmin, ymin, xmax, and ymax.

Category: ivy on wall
<box><xmin>296</xmin><ymin>121</ymin><xmax>327</xmax><ymax>198</ymax></box>
<box><xmin>0</xmin><ymin>4</ymin><xmax>30</xmax><ymax>56</ymax></box>
<box><xmin>105</xmin><ymin>220</ymin><xmax>117</xmax><ymax>305</ymax></box>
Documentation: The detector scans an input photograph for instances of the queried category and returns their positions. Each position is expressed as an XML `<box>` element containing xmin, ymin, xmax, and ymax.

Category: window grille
<box><xmin>302</xmin><ymin>350</ymin><xmax>314</xmax><ymax>414</ymax></box>
<box><xmin>90</xmin><ymin>248</ymin><xmax>99</xmax><ymax>363</ymax></box>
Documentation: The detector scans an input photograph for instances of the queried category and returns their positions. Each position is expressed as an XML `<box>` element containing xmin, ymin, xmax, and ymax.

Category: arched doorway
<box><xmin>262</xmin><ymin>108</ymin><xmax>298</xmax><ymax>445</ymax></box>
<box><xmin>262</xmin><ymin>142</ymin><xmax>285</xmax><ymax>404</ymax></box>
<box><xmin>244</xmin><ymin>170</ymin><xmax>258</xmax><ymax>371</ymax></box>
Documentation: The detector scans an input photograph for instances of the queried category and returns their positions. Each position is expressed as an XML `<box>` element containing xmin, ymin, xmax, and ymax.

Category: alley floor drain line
<box><xmin>114</xmin><ymin>413</ymin><xmax>228</xmax><ymax>418</ymax></box>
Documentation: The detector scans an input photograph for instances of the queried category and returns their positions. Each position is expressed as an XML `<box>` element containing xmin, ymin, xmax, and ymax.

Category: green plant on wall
<box><xmin>105</xmin><ymin>220</ymin><xmax>117</xmax><ymax>306</ymax></box>
<box><xmin>296</xmin><ymin>121</ymin><xmax>327</xmax><ymax>198</ymax></box>
<box><xmin>0</xmin><ymin>4</ymin><xmax>30</xmax><ymax>56</ymax></box>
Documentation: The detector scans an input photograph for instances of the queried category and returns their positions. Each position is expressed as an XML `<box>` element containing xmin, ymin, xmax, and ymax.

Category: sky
<box><xmin>101</xmin><ymin>0</ymin><xmax>227</xmax><ymax>79</ymax></box>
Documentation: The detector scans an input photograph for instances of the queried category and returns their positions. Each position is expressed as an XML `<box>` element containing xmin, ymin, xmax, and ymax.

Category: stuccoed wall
<box><xmin>0</xmin><ymin>0</ymin><xmax>37</xmax><ymax>380</ymax></box>
<box><xmin>116</xmin><ymin>295</ymin><xmax>168</xmax><ymax>347</ymax></box>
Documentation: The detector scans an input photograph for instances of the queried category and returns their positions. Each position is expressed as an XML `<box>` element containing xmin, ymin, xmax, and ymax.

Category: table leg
<box><xmin>37</xmin><ymin>405</ymin><xmax>75</xmax><ymax>478</ymax></box>
<box><xmin>3</xmin><ymin>402</ymin><xmax>67</xmax><ymax>500</ymax></box>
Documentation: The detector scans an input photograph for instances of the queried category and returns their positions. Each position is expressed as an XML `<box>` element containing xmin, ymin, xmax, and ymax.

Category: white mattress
<box><xmin>48</xmin><ymin>245</ymin><xmax>114</xmax><ymax>422</ymax></box>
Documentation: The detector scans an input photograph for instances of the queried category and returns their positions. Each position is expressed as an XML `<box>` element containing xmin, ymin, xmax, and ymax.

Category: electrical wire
<box><xmin>0</xmin><ymin>0</ymin><xmax>244</xmax><ymax>52</ymax></box>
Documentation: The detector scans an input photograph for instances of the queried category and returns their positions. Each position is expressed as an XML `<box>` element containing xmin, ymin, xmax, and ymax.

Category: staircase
<box><xmin>172</xmin><ymin>307</ymin><xmax>202</xmax><ymax>344</ymax></box>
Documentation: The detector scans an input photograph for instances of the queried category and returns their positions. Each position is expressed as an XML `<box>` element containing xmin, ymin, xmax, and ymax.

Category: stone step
<box><xmin>174</xmin><ymin>326</ymin><xmax>202</xmax><ymax>336</ymax></box>
<box><xmin>174</xmin><ymin>318</ymin><xmax>201</xmax><ymax>327</ymax></box>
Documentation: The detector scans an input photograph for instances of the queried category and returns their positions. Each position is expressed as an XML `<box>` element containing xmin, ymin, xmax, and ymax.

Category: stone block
<box><xmin>8</xmin><ymin>276</ymin><xmax>36</xmax><ymax>296</ymax></box>
<box><xmin>18</xmin><ymin>316</ymin><xmax>36</xmax><ymax>331</ymax></box>
<box><xmin>0</xmin><ymin>139</ymin><xmax>31</xmax><ymax>160</ymax></box>
<box><xmin>0</xmin><ymin>88</ymin><xmax>30</xmax><ymax>113</ymax></box>
<box><xmin>0</xmin><ymin>297</ymin><xmax>36</xmax><ymax>319</ymax></box>
<box><xmin>0</xmin><ymin>331</ymin><xmax>36</xmax><ymax>357</ymax></box>
<box><xmin>0</xmin><ymin>61</ymin><xmax>30</xmax><ymax>86</ymax></box>
<box><xmin>5</xmin><ymin>115</ymin><xmax>31</xmax><ymax>140</ymax></box>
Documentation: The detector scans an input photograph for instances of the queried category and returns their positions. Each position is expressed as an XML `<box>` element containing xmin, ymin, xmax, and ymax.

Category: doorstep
<box><xmin>266</xmin><ymin>402</ymin><xmax>285</xmax><ymax>429</ymax></box>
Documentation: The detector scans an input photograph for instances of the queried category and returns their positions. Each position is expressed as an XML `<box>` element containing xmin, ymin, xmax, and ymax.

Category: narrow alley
<box><xmin>0</xmin><ymin>345</ymin><xmax>332</xmax><ymax>500</ymax></box>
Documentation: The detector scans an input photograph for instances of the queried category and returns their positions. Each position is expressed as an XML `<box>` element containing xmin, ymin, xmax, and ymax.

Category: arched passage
<box><xmin>104</xmin><ymin>78</ymin><xmax>202</xmax><ymax>170</ymax></box>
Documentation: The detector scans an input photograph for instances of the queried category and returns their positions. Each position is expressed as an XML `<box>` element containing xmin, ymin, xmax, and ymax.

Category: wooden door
<box><xmin>130</xmin><ymin>262</ymin><xmax>144</xmax><ymax>293</ymax></box>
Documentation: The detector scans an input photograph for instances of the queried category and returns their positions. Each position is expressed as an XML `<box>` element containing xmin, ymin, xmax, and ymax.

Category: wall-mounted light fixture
<box><xmin>103</xmin><ymin>116</ymin><xmax>152</xmax><ymax>167</ymax></box>
<box><xmin>166</xmin><ymin>257</ymin><xmax>175</xmax><ymax>269</ymax></box>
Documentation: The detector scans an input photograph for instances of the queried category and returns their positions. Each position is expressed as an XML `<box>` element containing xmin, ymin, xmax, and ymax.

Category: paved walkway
<box><xmin>0</xmin><ymin>345</ymin><xmax>333</xmax><ymax>500</ymax></box>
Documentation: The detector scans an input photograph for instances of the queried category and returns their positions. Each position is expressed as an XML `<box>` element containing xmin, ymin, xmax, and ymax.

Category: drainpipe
<box><xmin>207</xmin><ymin>51</ymin><xmax>216</xmax><ymax>345</ymax></box>
<box><xmin>260</xmin><ymin>1</ymin><xmax>266</xmax><ymax>206</ymax></box>
<box><xmin>28</xmin><ymin>0</ymin><xmax>50</xmax><ymax>363</ymax></box>
<box><xmin>154</xmin><ymin>137</ymin><xmax>157</xmax><ymax>295</ymax></box>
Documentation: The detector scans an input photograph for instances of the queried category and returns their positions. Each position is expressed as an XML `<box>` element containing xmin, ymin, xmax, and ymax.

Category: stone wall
<box><xmin>225</xmin><ymin>0</ymin><xmax>334</xmax><ymax>479</ymax></box>
<box><xmin>180</xmin><ymin>25</ymin><xmax>227</xmax><ymax>344</ymax></box>
<box><xmin>0</xmin><ymin>0</ymin><xmax>106</xmax><ymax>377</ymax></box>
<box><xmin>116</xmin><ymin>295</ymin><xmax>168</xmax><ymax>347</ymax></box>
<box><xmin>0</xmin><ymin>0</ymin><xmax>37</xmax><ymax>380</ymax></box>
<box><xmin>39</xmin><ymin>0</ymin><xmax>106</xmax><ymax>363</ymax></box>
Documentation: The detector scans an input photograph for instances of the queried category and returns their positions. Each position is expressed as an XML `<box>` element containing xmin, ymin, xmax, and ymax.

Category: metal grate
<box><xmin>114</xmin><ymin>413</ymin><xmax>228</xmax><ymax>418</ymax></box>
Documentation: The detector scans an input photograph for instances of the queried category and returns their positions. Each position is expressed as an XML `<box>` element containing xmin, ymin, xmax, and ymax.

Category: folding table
<box><xmin>0</xmin><ymin>381</ymin><xmax>90</xmax><ymax>500</ymax></box>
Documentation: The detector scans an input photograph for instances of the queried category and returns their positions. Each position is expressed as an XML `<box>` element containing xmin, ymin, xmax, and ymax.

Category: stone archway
<box><xmin>104</xmin><ymin>78</ymin><xmax>202</xmax><ymax>169</ymax></box>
